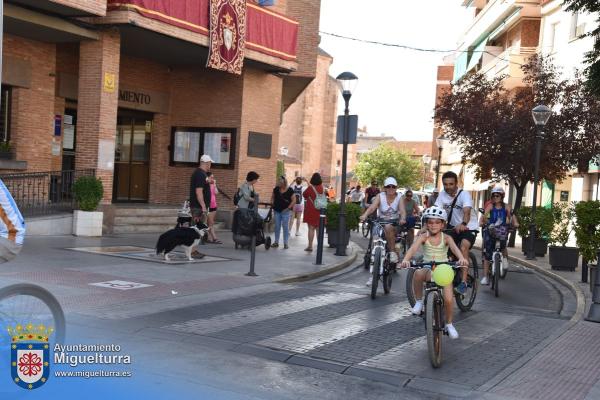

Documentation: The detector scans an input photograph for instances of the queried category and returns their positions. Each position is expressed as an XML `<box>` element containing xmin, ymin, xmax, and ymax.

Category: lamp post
<box><xmin>421</xmin><ymin>154</ymin><xmax>432</xmax><ymax>190</ymax></box>
<box><xmin>435</xmin><ymin>136</ymin><xmax>447</xmax><ymax>189</ymax></box>
<box><xmin>335</xmin><ymin>71</ymin><xmax>358</xmax><ymax>257</ymax></box>
<box><xmin>526</xmin><ymin>104</ymin><xmax>552</xmax><ymax>260</ymax></box>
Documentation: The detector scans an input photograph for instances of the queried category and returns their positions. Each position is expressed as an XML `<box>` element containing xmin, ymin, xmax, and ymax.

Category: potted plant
<box><xmin>548</xmin><ymin>202</ymin><xmax>579</xmax><ymax>271</ymax></box>
<box><xmin>574</xmin><ymin>201</ymin><xmax>600</xmax><ymax>289</ymax></box>
<box><xmin>0</xmin><ymin>141</ymin><xmax>12</xmax><ymax>159</ymax></box>
<box><xmin>326</xmin><ymin>201</ymin><xmax>361</xmax><ymax>248</ymax></box>
<box><xmin>72</xmin><ymin>176</ymin><xmax>104</xmax><ymax>236</ymax></box>
<box><xmin>517</xmin><ymin>206</ymin><xmax>553</xmax><ymax>256</ymax></box>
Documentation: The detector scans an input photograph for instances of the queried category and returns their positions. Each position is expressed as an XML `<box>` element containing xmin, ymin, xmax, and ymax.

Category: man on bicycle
<box><xmin>360</xmin><ymin>177</ymin><xmax>407</xmax><ymax>285</ymax></box>
<box><xmin>0</xmin><ymin>179</ymin><xmax>25</xmax><ymax>262</ymax></box>
<box><xmin>434</xmin><ymin>171</ymin><xmax>478</xmax><ymax>293</ymax></box>
<box><xmin>479</xmin><ymin>186</ymin><xmax>519</xmax><ymax>285</ymax></box>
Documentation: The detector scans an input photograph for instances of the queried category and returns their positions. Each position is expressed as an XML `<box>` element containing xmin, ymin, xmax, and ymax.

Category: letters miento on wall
<box><xmin>247</xmin><ymin>132</ymin><xmax>271</xmax><ymax>159</ymax></box>
<box><xmin>170</xmin><ymin>127</ymin><xmax>235</xmax><ymax>168</ymax></box>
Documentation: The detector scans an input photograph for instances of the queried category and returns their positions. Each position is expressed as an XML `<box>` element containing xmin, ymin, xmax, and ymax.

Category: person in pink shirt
<box><xmin>206</xmin><ymin>172</ymin><xmax>222</xmax><ymax>244</ymax></box>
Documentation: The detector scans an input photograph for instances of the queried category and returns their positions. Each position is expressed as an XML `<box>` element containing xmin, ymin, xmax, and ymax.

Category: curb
<box><xmin>274</xmin><ymin>242</ymin><xmax>359</xmax><ymax>284</ymax></box>
<box><xmin>473</xmin><ymin>245</ymin><xmax>586</xmax><ymax>322</ymax></box>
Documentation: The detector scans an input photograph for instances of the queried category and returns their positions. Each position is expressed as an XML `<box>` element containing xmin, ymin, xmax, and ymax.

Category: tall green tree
<box><xmin>563</xmin><ymin>0</ymin><xmax>600</xmax><ymax>96</ymax></box>
<box><xmin>354</xmin><ymin>143</ymin><xmax>421</xmax><ymax>189</ymax></box>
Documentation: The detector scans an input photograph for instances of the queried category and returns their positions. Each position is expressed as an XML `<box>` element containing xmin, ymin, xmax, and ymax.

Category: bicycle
<box><xmin>406</xmin><ymin>229</ymin><xmax>479</xmax><ymax>312</ymax></box>
<box><xmin>407</xmin><ymin>260</ymin><xmax>467</xmax><ymax>368</ymax></box>
<box><xmin>368</xmin><ymin>219</ymin><xmax>404</xmax><ymax>299</ymax></box>
<box><xmin>483</xmin><ymin>224</ymin><xmax>511</xmax><ymax>298</ymax></box>
<box><xmin>0</xmin><ymin>283</ymin><xmax>66</xmax><ymax>345</ymax></box>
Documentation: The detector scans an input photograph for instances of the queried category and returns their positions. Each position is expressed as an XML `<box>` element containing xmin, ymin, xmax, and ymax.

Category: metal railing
<box><xmin>0</xmin><ymin>169</ymin><xmax>96</xmax><ymax>217</ymax></box>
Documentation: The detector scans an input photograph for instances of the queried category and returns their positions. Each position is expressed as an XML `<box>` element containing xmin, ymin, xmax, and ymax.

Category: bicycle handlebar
<box><xmin>405</xmin><ymin>261</ymin><xmax>467</xmax><ymax>269</ymax></box>
<box><xmin>443</xmin><ymin>229</ymin><xmax>479</xmax><ymax>234</ymax></box>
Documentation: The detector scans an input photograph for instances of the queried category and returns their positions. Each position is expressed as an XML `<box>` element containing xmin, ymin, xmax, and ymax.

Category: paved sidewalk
<box><xmin>0</xmin><ymin>224</ymin><xmax>357</xmax><ymax>317</ymax></box>
<box><xmin>474</xmin><ymin>236</ymin><xmax>600</xmax><ymax>400</ymax></box>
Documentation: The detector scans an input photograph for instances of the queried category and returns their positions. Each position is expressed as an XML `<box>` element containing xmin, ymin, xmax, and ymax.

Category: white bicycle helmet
<box><xmin>491</xmin><ymin>186</ymin><xmax>505</xmax><ymax>195</ymax></box>
<box><xmin>423</xmin><ymin>206</ymin><xmax>447</xmax><ymax>222</ymax></box>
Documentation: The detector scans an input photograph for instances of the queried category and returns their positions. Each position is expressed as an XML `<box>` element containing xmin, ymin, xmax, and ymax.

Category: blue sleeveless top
<box><xmin>489</xmin><ymin>204</ymin><xmax>508</xmax><ymax>225</ymax></box>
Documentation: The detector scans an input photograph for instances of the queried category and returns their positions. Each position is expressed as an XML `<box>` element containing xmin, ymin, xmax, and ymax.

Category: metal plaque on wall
<box><xmin>247</xmin><ymin>132</ymin><xmax>272</xmax><ymax>159</ymax></box>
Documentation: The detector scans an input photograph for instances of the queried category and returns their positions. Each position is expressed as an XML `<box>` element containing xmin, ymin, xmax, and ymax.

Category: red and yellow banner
<box><xmin>107</xmin><ymin>0</ymin><xmax>298</xmax><ymax>63</ymax></box>
<box><xmin>207</xmin><ymin>0</ymin><xmax>246</xmax><ymax>74</ymax></box>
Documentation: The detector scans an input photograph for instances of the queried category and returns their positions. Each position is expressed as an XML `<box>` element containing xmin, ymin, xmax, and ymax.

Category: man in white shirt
<box><xmin>434</xmin><ymin>171</ymin><xmax>478</xmax><ymax>292</ymax></box>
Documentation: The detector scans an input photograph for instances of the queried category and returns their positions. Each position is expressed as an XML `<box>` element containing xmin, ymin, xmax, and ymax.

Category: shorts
<box><xmin>447</xmin><ymin>229</ymin><xmax>476</xmax><ymax>249</ymax></box>
<box><xmin>405</xmin><ymin>216</ymin><xmax>417</xmax><ymax>229</ymax></box>
<box><xmin>293</xmin><ymin>204</ymin><xmax>304</xmax><ymax>213</ymax></box>
<box><xmin>483</xmin><ymin>229</ymin><xmax>506</xmax><ymax>261</ymax></box>
<box><xmin>209</xmin><ymin>207</ymin><xmax>217</xmax><ymax>212</ymax></box>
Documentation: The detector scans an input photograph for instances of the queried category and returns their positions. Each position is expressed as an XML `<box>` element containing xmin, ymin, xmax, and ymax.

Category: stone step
<box><xmin>113</xmin><ymin>224</ymin><xmax>175</xmax><ymax>234</ymax></box>
<box><xmin>114</xmin><ymin>216</ymin><xmax>176</xmax><ymax>226</ymax></box>
<box><xmin>113</xmin><ymin>208</ymin><xmax>180</xmax><ymax>217</ymax></box>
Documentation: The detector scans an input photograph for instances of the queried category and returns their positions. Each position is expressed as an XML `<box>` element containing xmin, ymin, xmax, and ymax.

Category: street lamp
<box><xmin>335</xmin><ymin>71</ymin><xmax>358</xmax><ymax>256</ymax></box>
<box><xmin>435</xmin><ymin>136</ymin><xmax>448</xmax><ymax>189</ymax></box>
<box><xmin>526</xmin><ymin>104</ymin><xmax>552</xmax><ymax>260</ymax></box>
<box><xmin>422</xmin><ymin>154</ymin><xmax>432</xmax><ymax>190</ymax></box>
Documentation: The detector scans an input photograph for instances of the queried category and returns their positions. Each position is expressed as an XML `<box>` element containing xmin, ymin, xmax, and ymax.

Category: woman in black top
<box><xmin>270</xmin><ymin>176</ymin><xmax>296</xmax><ymax>249</ymax></box>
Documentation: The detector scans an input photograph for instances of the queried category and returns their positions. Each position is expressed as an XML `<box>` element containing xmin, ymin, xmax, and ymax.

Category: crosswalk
<box><xmin>159</xmin><ymin>282</ymin><xmax>567</xmax><ymax>389</ymax></box>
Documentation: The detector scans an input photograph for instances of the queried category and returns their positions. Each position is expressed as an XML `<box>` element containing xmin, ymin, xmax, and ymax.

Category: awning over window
<box><xmin>453</xmin><ymin>51</ymin><xmax>468</xmax><ymax>82</ymax></box>
<box><xmin>466</xmin><ymin>37</ymin><xmax>488</xmax><ymax>73</ymax></box>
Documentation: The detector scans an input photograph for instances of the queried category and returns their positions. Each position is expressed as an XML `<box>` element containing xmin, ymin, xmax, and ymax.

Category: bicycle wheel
<box><xmin>363</xmin><ymin>237</ymin><xmax>372</xmax><ymax>269</ymax></box>
<box><xmin>0</xmin><ymin>284</ymin><xmax>66</xmax><ymax>345</ymax></box>
<box><xmin>371</xmin><ymin>247</ymin><xmax>382</xmax><ymax>299</ymax></box>
<box><xmin>493</xmin><ymin>252</ymin><xmax>501</xmax><ymax>297</ymax></box>
<box><xmin>500</xmin><ymin>254</ymin><xmax>508</xmax><ymax>279</ymax></box>
<box><xmin>426</xmin><ymin>290</ymin><xmax>443</xmax><ymax>368</ymax></box>
<box><xmin>455</xmin><ymin>253</ymin><xmax>478</xmax><ymax>312</ymax></box>
<box><xmin>383</xmin><ymin>265</ymin><xmax>393</xmax><ymax>294</ymax></box>
<box><xmin>406</xmin><ymin>268</ymin><xmax>417</xmax><ymax>307</ymax></box>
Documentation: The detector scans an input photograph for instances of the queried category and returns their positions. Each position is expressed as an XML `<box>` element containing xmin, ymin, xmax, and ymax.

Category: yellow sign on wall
<box><xmin>103</xmin><ymin>72</ymin><xmax>116</xmax><ymax>93</ymax></box>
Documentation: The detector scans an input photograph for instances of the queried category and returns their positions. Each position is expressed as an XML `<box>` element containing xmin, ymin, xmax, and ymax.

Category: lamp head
<box><xmin>532</xmin><ymin>104</ymin><xmax>552</xmax><ymax>126</ymax></box>
<box><xmin>336</xmin><ymin>71</ymin><xmax>358</xmax><ymax>96</ymax></box>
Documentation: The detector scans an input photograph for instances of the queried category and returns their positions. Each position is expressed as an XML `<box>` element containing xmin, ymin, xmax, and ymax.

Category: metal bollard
<box><xmin>585</xmin><ymin>250</ymin><xmax>600</xmax><ymax>322</ymax></box>
<box><xmin>245</xmin><ymin>235</ymin><xmax>258</xmax><ymax>276</ymax></box>
<box><xmin>316</xmin><ymin>208</ymin><xmax>326</xmax><ymax>265</ymax></box>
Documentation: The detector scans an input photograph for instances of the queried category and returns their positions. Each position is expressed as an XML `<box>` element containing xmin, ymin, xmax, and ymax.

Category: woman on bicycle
<box><xmin>400</xmin><ymin>206</ymin><xmax>467</xmax><ymax>339</ymax></box>
<box><xmin>479</xmin><ymin>187</ymin><xmax>519</xmax><ymax>285</ymax></box>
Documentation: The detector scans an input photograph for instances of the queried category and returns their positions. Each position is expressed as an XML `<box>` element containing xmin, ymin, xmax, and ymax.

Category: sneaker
<box><xmin>272</xmin><ymin>243</ymin><xmax>279</xmax><ymax>248</ymax></box>
<box><xmin>480</xmin><ymin>276</ymin><xmax>490</xmax><ymax>285</ymax></box>
<box><xmin>456</xmin><ymin>282</ymin><xmax>467</xmax><ymax>294</ymax></box>
<box><xmin>446</xmin><ymin>324</ymin><xmax>459</xmax><ymax>340</ymax></box>
<box><xmin>411</xmin><ymin>300</ymin><xmax>423</xmax><ymax>315</ymax></box>
<box><xmin>366</xmin><ymin>277</ymin><xmax>372</xmax><ymax>286</ymax></box>
<box><xmin>295</xmin><ymin>232</ymin><xmax>301</xmax><ymax>236</ymax></box>
<box><xmin>389</xmin><ymin>252</ymin><xmax>399</xmax><ymax>264</ymax></box>
<box><xmin>284</xmin><ymin>244</ymin><xmax>289</xmax><ymax>249</ymax></box>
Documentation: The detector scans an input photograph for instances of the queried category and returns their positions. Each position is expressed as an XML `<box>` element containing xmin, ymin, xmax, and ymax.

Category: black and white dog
<box><xmin>155</xmin><ymin>222</ymin><xmax>209</xmax><ymax>261</ymax></box>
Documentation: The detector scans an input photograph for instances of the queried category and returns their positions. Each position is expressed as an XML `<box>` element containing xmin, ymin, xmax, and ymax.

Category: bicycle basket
<box><xmin>489</xmin><ymin>225</ymin><xmax>509</xmax><ymax>241</ymax></box>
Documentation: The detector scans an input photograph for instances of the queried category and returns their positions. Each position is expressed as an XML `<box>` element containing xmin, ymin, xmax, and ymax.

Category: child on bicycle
<box><xmin>400</xmin><ymin>206</ymin><xmax>468</xmax><ymax>340</ymax></box>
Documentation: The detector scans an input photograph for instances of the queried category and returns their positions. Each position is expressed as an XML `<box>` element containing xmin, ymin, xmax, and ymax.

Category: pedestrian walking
<box><xmin>271</xmin><ymin>176</ymin><xmax>296</xmax><ymax>249</ymax></box>
<box><xmin>302</xmin><ymin>172</ymin><xmax>326</xmax><ymax>252</ymax></box>
<box><xmin>289</xmin><ymin>176</ymin><xmax>305</xmax><ymax>236</ymax></box>
<box><xmin>402</xmin><ymin>189</ymin><xmax>420</xmax><ymax>247</ymax></box>
<box><xmin>327</xmin><ymin>186</ymin><xmax>336</xmax><ymax>203</ymax></box>
<box><xmin>188</xmin><ymin>154</ymin><xmax>213</xmax><ymax>258</ymax></box>
<box><xmin>237</xmin><ymin>171</ymin><xmax>259</xmax><ymax>209</ymax></box>
<box><xmin>205</xmin><ymin>172</ymin><xmax>222</xmax><ymax>244</ymax></box>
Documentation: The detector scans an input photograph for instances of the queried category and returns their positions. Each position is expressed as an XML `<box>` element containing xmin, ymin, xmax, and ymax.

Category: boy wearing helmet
<box><xmin>400</xmin><ymin>206</ymin><xmax>468</xmax><ymax>339</ymax></box>
<box><xmin>360</xmin><ymin>177</ymin><xmax>407</xmax><ymax>285</ymax></box>
<box><xmin>480</xmin><ymin>186</ymin><xmax>519</xmax><ymax>285</ymax></box>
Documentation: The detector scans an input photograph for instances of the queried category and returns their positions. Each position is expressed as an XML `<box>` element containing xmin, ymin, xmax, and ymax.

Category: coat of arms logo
<box><xmin>221</xmin><ymin>12</ymin><xmax>236</xmax><ymax>51</ymax></box>
<box><xmin>8</xmin><ymin>323</ymin><xmax>53</xmax><ymax>390</ymax></box>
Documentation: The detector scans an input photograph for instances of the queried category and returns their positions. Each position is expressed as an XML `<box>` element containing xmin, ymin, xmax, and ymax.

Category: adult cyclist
<box><xmin>434</xmin><ymin>171</ymin><xmax>478</xmax><ymax>294</ymax></box>
<box><xmin>0</xmin><ymin>179</ymin><xmax>25</xmax><ymax>262</ymax></box>
<box><xmin>479</xmin><ymin>186</ymin><xmax>519</xmax><ymax>285</ymax></box>
<box><xmin>360</xmin><ymin>177</ymin><xmax>407</xmax><ymax>286</ymax></box>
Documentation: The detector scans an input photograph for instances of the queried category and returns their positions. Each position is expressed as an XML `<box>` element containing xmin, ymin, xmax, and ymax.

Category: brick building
<box><xmin>1</xmin><ymin>0</ymin><xmax>321</xmax><ymax>230</ymax></box>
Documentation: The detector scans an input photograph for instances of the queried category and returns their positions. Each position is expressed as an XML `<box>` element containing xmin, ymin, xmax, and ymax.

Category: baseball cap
<box><xmin>200</xmin><ymin>154</ymin><xmax>214</xmax><ymax>163</ymax></box>
<box><xmin>383</xmin><ymin>177</ymin><xmax>397</xmax><ymax>187</ymax></box>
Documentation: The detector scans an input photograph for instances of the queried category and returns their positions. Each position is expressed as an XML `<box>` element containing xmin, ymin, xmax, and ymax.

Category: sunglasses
<box><xmin>492</xmin><ymin>194</ymin><xmax>503</xmax><ymax>198</ymax></box>
<box><xmin>384</xmin><ymin>185</ymin><xmax>397</xmax><ymax>189</ymax></box>
<box><xmin>406</xmin><ymin>194</ymin><xmax>413</xmax><ymax>197</ymax></box>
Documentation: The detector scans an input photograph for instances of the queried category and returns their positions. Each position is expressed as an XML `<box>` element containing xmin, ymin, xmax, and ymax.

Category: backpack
<box><xmin>309</xmin><ymin>185</ymin><xmax>328</xmax><ymax>209</ymax></box>
<box><xmin>233</xmin><ymin>188</ymin><xmax>242</xmax><ymax>206</ymax></box>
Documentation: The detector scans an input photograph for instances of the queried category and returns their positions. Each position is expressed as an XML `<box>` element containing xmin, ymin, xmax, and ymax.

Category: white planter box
<box><xmin>73</xmin><ymin>210</ymin><xmax>103</xmax><ymax>237</ymax></box>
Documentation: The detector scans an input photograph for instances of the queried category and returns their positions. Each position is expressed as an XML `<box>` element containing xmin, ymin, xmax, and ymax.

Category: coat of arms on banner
<box><xmin>9</xmin><ymin>323</ymin><xmax>53</xmax><ymax>390</ymax></box>
<box><xmin>207</xmin><ymin>0</ymin><xmax>247</xmax><ymax>75</ymax></box>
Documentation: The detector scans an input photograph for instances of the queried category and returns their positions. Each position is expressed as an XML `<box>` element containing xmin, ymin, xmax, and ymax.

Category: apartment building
<box><xmin>0</xmin><ymin>0</ymin><xmax>321</xmax><ymax>222</ymax></box>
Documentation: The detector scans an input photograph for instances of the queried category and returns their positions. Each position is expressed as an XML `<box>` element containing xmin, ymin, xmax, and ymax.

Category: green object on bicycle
<box><xmin>432</xmin><ymin>264</ymin><xmax>454</xmax><ymax>286</ymax></box>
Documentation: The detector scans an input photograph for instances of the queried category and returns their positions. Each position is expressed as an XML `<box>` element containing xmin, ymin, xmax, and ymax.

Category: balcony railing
<box><xmin>0</xmin><ymin>169</ymin><xmax>96</xmax><ymax>217</ymax></box>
